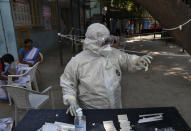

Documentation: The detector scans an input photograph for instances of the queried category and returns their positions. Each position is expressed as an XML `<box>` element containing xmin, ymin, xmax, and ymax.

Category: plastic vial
<box><xmin>74</xmin><ymin>108</ymin><xmax>86</xmax><ymax>131</ymax></box>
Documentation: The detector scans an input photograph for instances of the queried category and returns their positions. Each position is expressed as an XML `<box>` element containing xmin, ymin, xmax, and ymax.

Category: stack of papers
<box><xmin>118</xmin><ymin>115</ymin><xmax>132</xmax><ymax>131</ymax></box>
<box><xmin>41</xmin><ymin>123</ymin><xmax>58</xmax><ymax>131</ymax></box>
<box><xmin>37</xmin><ymin>122</ymin><xmax>75</xmax><ymax>131</ymax></box>
<box><xmin>103</xmin><ymin>121</ymin><xmax>117</xmax><ymax>131</ymax></box>
<box><xmin>0</xmin><ymin>117</ymin><xmax>13</xmax><ymax>131</ymax></box>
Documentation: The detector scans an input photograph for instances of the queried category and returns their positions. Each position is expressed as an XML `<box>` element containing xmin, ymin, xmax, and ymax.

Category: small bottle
<box><xmin>74</xmin><ymin>108</ymin><xmax>86</xmax><ymax>131</ymax></box>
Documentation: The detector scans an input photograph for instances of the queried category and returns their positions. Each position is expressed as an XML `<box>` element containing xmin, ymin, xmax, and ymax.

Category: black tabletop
<box><xmin>14</xmin><ymin>107</ymin><xmax>190</xmax><ymax>131</ymax></box>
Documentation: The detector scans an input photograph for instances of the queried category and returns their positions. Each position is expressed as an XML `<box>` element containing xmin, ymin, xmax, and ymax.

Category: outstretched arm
<box><xmin>118</xmin><ymin>51</ymin><xmax>153</xmax><ymax>72</ymax></box>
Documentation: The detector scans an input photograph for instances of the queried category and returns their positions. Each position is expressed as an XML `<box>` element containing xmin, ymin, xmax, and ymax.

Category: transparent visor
<box><xmin>99</xmin><ymin>35</ymin><xmax>115</xmax><ymax>47</ymax></box>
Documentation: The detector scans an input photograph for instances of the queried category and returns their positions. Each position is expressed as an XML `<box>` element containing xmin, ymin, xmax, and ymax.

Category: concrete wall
<box><xmin>0</xmin><ymin>0</ymin><xmax>18</xmax><ymax>59</ymax></box>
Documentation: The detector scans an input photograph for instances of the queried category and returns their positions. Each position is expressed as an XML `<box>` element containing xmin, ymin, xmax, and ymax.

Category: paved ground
<box><xmin>121</xmin><ymin>38</ymin><xmax>191</xmax><ymax>126</ymax></box>
<box><xmin>1</xmin><ymin>36</ymin><xmax>191</xmax><ymax>127</ymax></box>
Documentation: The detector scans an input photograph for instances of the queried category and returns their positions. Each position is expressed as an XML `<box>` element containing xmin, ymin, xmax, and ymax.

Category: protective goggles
<box><xmin>98</xmin><ymin>35</ymin><xmax>115</xmax><ymax>47</ymax></box>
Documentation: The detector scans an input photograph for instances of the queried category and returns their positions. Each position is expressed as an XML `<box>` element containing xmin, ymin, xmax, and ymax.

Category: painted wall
<box><xmin>30</xmin><ymin>29</ymin><xmax>58</xmax><ymax>53</ymax></box>
<box><xmin>14</xmin><ymin>0</ymin><xmax>84</xmax><ymax>54</ymax></box>
<box><xmin>14</xmin><ymin>0</ymin><xmax>58</xmax><ymax>54</ymax></box>
<box><xmin>0</xmin><ymin>0</ymin><xmax>18</xmax><ymax>59</ymax></box>
<box><xmin>15</xmin><ymin>29</ymin><xmax>58</xmax><ymax>54</ymax></box>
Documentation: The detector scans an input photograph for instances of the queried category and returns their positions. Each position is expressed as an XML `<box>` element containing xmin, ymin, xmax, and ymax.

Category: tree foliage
<box><xmin>111</xmin><ymin>0</ymin><xmax>145</xmax><ymax>18</ymax></box>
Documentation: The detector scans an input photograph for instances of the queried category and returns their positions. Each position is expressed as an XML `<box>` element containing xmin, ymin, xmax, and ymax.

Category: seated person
<box><xmin>18</xmin><ymin>39</ymin><xmax>41</xmax><ymax>67</ymax></box>
<box><xmin>0</xmin><ymin>54</ymin><xmax>16</xmax><ymax>100</ymax></box>
<box><xmin>17</xmin><ymin>39</ymin><xmax>41</xmax><ymax>74</ymax></box>
<box><xmin>16</xmin><ymin>39</ymin><xmax>41</xmax><ymax>85</ymax></box>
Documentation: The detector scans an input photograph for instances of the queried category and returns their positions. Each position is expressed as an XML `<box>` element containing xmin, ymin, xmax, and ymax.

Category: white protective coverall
<box><xmin>60</xmin><ymin>23</ymin><xmax>149</xmax><ymax>109</ymax></box>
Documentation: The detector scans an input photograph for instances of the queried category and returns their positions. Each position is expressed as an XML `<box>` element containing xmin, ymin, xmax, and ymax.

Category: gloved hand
<box><xmin>135</xmin><ymin>53</ymin><xmax>153</xmax><ymax>71</ymax></box>
<box><xmin>66</xmin><ymin>96</ymin><xmax>79</xmax><ymax>116</ymax></box>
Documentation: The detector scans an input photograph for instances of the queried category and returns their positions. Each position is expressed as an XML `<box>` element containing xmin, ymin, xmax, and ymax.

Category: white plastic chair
<box><xmin>8</xmin><ymin>62</ymin><xmax>40</xmax><ymax>91</ymax></box>
<box><xmin>37</xmin><ymin>52</ymin><xmax>43</xmax><ymax>80</ymax></box>
<box><xmin>1</xmin><ymin>85</ymin><xmax>54</xmax><ymax>125</ymax></box>
<box><xmin>39</xmin><ymin>52</ymin><xmax>44</xmax><ymax>63</ymax></box>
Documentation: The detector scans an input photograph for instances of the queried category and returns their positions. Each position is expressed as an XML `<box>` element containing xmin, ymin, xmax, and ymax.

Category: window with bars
<box><xmin>12</xmin><ymin>0</ymin><xmax>58</xmax><ymax>28</ymax></box>
<box><xmin>11</xmin><ymin>0</ymin><xmax>32</xmax><ymax>27</ymax></box>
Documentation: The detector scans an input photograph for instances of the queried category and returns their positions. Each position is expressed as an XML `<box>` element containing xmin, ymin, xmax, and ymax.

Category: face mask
<box><xmin>25</xmin><ymin>42</ymin><xmax>33</xmax><ymax>49</ymax></box>
<box><xmin>4</xmin><ymin>62</ymin><xmax>9</xmax><ymax>66</ymax></box>
<box><xmin>99</xmin><ymin>44</ymin><xmax>113</xmax><ymax>57</ymax></box>
<box><xmin>102</xmin><ymin>44</ymin><xmax>112</xmax><ymax>51</ymax></box>
<box><xmin>3</xmin><ymin>62</ymin><xmax>12</xmax><ymax>73</ymax></box>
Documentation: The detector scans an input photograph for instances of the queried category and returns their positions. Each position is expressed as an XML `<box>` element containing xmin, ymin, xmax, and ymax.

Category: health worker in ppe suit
<box><xmin>60</xmin><ymin>23</ymin><xmax>153</xmax><ymax>116</ymax></box>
